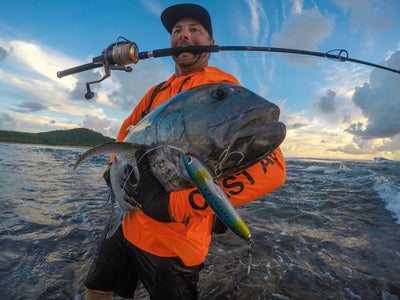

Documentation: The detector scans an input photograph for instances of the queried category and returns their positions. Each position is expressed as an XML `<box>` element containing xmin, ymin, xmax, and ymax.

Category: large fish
<box><xmin>74</xmin><ymin>82</ymin><xmax>286</xmax><ymax>237</ymax></box>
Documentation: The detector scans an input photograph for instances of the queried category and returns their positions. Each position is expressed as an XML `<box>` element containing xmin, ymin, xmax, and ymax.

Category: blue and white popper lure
<box><xmin>183</xmin><ymin>153</ymin><xmax>256</xmax><ymax>274</ymax></box>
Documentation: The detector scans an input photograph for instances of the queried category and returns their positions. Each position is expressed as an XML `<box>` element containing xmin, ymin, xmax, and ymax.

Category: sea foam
<box><xmin>374</xmin><ymin>175</ymin><xmax>400</xmax><ymax>224</ymax></box>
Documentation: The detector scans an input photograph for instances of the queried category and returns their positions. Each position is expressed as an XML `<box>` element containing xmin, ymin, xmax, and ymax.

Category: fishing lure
<box><xmin>183</xmin><ymin>153</ymin><xmax>256</xmax><ymax>274</ymax></box>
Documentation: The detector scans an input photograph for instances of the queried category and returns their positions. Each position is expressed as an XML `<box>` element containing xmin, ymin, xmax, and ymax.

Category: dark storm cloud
<box><xmin>288</xmin><ymin>123</ymin><xmax>308</xmax><ymax>130</ymax></box>
<box><xmin>346</xmin><ymin>50</ymin><xmax>400</xmax><ymax>139</ymax></box>
<box><xmin>316</xmin><ymin>89</ymin><xmax>337</xmax><ymax>113</ymax></box>
<box><xmin>13</xmin><ymin>101</ymin><xmax>48</xmax><ymax>113</ymax></box>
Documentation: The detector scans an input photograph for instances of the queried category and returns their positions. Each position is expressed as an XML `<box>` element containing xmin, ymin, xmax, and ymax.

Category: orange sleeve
<box><xmin>169</xmin><ymin>147</ymin><xmax>286</xmax><ymax>222</ymax></box>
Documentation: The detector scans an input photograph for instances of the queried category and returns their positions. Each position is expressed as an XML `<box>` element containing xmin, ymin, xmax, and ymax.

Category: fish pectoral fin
<box><xmin>106</xmin><ymin>207</ymin><xmax>126</xmax><ymax>239</ymax></box>
<box><xmin>74</xmin><ymin>142</ymin><xmax>150</xmax><ymax>170</ymax></box>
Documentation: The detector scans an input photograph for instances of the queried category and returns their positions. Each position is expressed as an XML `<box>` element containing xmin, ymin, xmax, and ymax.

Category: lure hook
<box><xmin>240</xmin><ymin>238</ymin><xmax>259</xmax><ymax>275</ymax></box>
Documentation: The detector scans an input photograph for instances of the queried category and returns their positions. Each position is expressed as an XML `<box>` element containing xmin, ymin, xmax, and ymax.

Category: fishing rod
<box><xmin>57</xmin><ymin>37</ymin><xmax>400</xmax><ymax>99</ymax></box>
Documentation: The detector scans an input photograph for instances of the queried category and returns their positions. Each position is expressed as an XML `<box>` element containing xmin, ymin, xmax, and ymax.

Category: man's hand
<box><xmin>123</xmin><ymin>151</ymin><xmax>173</xmax><ymax>223</ymax></box>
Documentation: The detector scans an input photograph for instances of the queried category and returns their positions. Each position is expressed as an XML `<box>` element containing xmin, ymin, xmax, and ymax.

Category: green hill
<box><xmin>0</xmin><ymin>128</ymin><xmax>114</xmax><ymax>147</ymax></box>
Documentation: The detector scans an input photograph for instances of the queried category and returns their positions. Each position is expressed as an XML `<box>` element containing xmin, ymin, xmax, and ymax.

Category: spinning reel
<box><xmin>57</xmin><ymin>37</ymin><xmax>139</xmax><ymax>99</ymax></box>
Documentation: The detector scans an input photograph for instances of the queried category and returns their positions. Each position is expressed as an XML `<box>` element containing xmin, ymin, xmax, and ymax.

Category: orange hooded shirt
<box><xmin>117</xmin><ymin>66</ymin><xmax>286</xmax><ymax>266</ymax></box>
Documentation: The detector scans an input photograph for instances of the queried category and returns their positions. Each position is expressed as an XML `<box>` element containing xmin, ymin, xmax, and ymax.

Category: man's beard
<box><xmin>172</xmin><ymin>41</ymin><xmax>209</xmax><ymax>67</ymax></box>
<box><xmin>173</xmin><ymin>52</ymin><xmax>199</xmax><ymax>66</ymax></box>
<box><xmin>173</xmin><ymin>51</ymin><xmax>210</xmax><ymax>67</ymax></box>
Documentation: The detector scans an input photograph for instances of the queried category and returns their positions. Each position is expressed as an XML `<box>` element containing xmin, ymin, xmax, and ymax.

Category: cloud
<box><xmin>0</xmin><ymin>67</ymin><xmax>90</xmax><ymax>118</ymax></box>
<box><xmin>310</xmin><ymin>87</ymin><xmax>358</xmax><ymax>128</ymax></box>
<box><xmin>232</xmin><ymin>0</ymin><xmax>271</xmax><ymax>96</ymax></box>
<box><xmin>245</xmin><ymin>0</ymin><xmax>269</xmax><ymax>45</ymax></box>
<box><xmin>9</xmin><ymin>40</ymin><xmax>78</xmax><ymax>90</ymax></box>
<box><xmin>324</xmin><ymin>49</ymin><xmax>400</xmax><ymax>159</ymax></box>
<box><xmin>271</xmin><ymin>8</ymin><xmax>334</xmax><ymax>66</ymax></box>
<box><xmin>291</xmin><ymin>0</ymin><xmax>303</xmax><ymax>14</ymax></box>
<box><xmin>274</xmin><ymin>99</ymin><xmax>311</xmax><ymax>131</ymax></box>
<box><xmin>81</xmin><ymin>114</ymin><xmax>119</xmax><ymax>138</ymax></box>
<box><xmin>103</xmin><ymin>60</ymin><xmax>171</xmax><ymax>111</ymax></box>
<box><xmin>0</xmin><ymin>112</ymin><xmax>16</xmax><ymax>130</ymax></box>
<box><xmin>282</xmin><ymin>125</ymin><xmax>354</xmax><ymax>159</ymax></box>
<box><xmin>376</xmin><ymin>135</ymin><xmax>400</xmax><ymax>152</ymax></box>
<box><xmin>0</xmin><ymin>68</ymin><xmax>61</xmax><ymax>107</ymax></box>
<box><xmin>346</xmin><ymin>50</ymin><xmax>400</xmax><ymax>139</ymax></box>
<box><xmin>67</xmin><ymin>56</ymin><xmax>171</xmax><ymax>111</ymax></box>
<box><xmin>328</xmin><ymin>142</ymin><xmax>372</xmax><ymax>155</ymax></box>
<box><xmin>328</xmin><ymin>134</ymin><xmax>400</xmax><ymax>157</ymax></box>
<box><xmin>13</xmin><ymin>101</ymin><xmax>48</xmax><ymax>113</ymax></box>
<box><xmin>8</xmin><ymin>111</ymin><xmax>78</xmax><ymax>132</ymax></box>
<box><xmin>0</xmin><ymin>46</ymin><xmax>8</xmax><ymax>61</ymax></box>
<box><xmin>316</xmin><ymin>89</ymin><xmax>337</xmax><ymax>113</ymax></box>
<box><xmin>67</xmin><ymin>70</ymin><xmax>102</xmax><ymax>101</ymax></box>
<box><xmin>0</xmin><ymin>36</ymin><xmax>174</xmax><ymax>139</ymax></box>
<box><xmin>288</xmin><ymin>122</ymin><xmax>308</xmax><ymax>130</ymax></box>
<box><xmin>138</xmin><ymin>0</ymin><xmax>163</xmax><ymax>16</ymax></box>
<box><xmin>332</xmin><ymin>0</ymin><xmax>392</xmax><ymax>32</ymax></box>
<box><xmin>82</xmin><ymin>114</ymin><xmax>110</xmax><ymax>130</ymax></box>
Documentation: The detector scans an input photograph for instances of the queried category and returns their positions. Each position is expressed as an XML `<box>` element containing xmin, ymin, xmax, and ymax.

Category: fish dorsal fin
<box><xmin>74</xmin><ymin>142</ymin><xmax>149</xmax><ymax>170</ymax></box>
<box><xmin>126</xmin><ymin>125</ymin><xmax>136</xmax><ymax>133</ymax></box>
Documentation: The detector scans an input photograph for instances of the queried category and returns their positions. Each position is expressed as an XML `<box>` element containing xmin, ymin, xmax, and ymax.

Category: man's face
<box><xmin>170</xmin><ymin>17</ymin><xmax>214</xmax><ymax>67</ymax></box>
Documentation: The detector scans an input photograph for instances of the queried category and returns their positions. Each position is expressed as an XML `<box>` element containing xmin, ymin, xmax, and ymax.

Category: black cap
<box><xmin>161</xmin><ymin>3</ymin><xmax>213</xmax><ymax>38</ymax></box>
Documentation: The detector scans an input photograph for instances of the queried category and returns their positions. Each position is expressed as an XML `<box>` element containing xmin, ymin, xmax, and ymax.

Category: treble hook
<box><xmin>240</xmin><ymin>238</ymin><xmax>258</xmax><ymax>275</ymax></box>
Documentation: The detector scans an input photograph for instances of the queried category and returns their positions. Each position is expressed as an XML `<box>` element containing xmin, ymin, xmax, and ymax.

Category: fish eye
<box><xmin>186</xmin><ymin>155</ymin><xmax>192</xmax><ymax>164</ymax></box>
<box><xmin>212</xmin><ymin>88</ymin><xmax>228</xmax><ymax>100</ymax></box>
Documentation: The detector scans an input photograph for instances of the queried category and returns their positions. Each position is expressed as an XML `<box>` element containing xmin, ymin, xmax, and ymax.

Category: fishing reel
<box><xmin>56</xmin><ymin>37</ymin><xmax>139</xmax><ymax>100</ymax></box>
<box><xmin>84</xmin><ymin>37</ymin><xmax>139</xmax><ymax>99</ymax></box>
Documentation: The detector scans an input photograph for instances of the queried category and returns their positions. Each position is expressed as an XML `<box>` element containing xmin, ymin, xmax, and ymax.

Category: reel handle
<box><xmin>57</xmin><ymin>62</ymin><xmax>101</xmax><ymax>78</ymax></box>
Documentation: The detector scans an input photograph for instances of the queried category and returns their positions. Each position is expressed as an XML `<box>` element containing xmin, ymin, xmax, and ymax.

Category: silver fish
<box><xmin>74</xmin><ymin>82</ymin><xmax>286</xmax><ymax>237</ymax></box>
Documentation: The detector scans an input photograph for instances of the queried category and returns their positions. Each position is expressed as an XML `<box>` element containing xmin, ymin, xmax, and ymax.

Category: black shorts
<box><xmin>85</xmin><ymin>226</ymin><xmax>203</xmax><ymax>299</ymax></box>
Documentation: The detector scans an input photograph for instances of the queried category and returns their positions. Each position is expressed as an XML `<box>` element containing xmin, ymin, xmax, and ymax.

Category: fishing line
<box><xmin>215</xmin><ymin>146</ymin><xmax>245</xmax><ymax>177</ymax></box>
<box><xmin>123</xmin><ymin>144</ymin><xmax>186</xmax><ymax>191</ymax></box>
<box><xmin>136</xmin><ymin>143</ymin><xmax>246</xmax><ymax>179</ymax></box>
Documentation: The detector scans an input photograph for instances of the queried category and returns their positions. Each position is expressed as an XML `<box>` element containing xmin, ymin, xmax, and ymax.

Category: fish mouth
<box><xmin>229</xmin><ymin>122</ymin><xmax>286</xmax><ymax>146</ymax></box>
<box><xmin>210</xmin><ymin>104</ymin><xmax>286</xmax><ymax>174</ymax></box>
<box><xmin>211</xmin><ymin>103</ymin><xmax>283</xmax><ymax>148</ymax></box>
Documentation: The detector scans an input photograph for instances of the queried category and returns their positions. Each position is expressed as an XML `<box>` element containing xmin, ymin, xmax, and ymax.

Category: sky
<box><xmin>1</xmin><ymin>0</ymin><xmax>400</xmax><ymax>160</ymax></box>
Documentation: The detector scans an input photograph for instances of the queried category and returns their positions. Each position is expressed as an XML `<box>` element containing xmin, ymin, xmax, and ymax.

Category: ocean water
<box><xmin>0</xmin><ymin>142</ymin><xmax>399</xmax><ymax>300</ymax></box>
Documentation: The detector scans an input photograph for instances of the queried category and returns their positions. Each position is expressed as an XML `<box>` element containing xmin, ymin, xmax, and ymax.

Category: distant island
<box><xmin>0</xmin><ymin>128</ymin><xmax>114</xmax><ymax>147</ymax></box>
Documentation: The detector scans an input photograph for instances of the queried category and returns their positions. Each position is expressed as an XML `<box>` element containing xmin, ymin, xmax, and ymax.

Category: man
<box><xmin>85</xmin><ymin>4</ymin><xmax>286</xmax><ymax>300</ymax></box>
